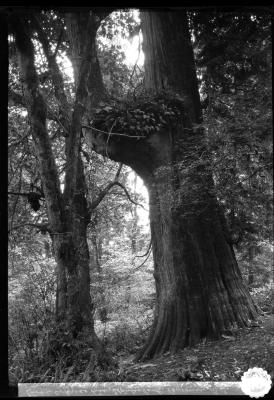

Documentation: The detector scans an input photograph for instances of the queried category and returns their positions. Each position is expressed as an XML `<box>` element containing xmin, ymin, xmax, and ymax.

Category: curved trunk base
<box><xmin>136</xmin><ymin>291</ymin><xmax>258</xmax><ymax>362</ymax></box>
<box><xmin>134</xmin><ymin>169</ymin><xmax>258</xmax><ymax>362</ymax></box>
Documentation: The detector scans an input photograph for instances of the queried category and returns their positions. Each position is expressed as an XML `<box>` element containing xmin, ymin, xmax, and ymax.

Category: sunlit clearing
<box><xmin>97</xmin><ymin>9</ymin><xmax>144</xmax><ymax>69</ymax></box>
<box><xmin>57</xmin><ymin>33</ymin><xmax>143</xmax><ymax>82</ymax></box>
<box><xmin>128</xmin><ymin>170</ymin><xmax>149</xmax><ymax>230</ymax></box>
<box><xmin>58</xmin><ymin>53</ymin><xmax>74</xmax><ymax>82</ymax></box>
<box><xmin>123</xmin><ymin>33</ymin><xmax>144</xmax><ymax>67</ymax></box>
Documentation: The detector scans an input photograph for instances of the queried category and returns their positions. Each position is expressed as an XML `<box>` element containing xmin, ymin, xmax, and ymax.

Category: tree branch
<box><xmin>88</xmin><ymin>164</ymin><xmax>145</xmax><ymax>212</ymax></box>
<box><xmin>88</xmin><ymin>181</ymin><xmax>117</xmax><ymax>211</ymax></box>
<box><xmin>114</xmin><ymin>163</ymin><xmax>123</xmax><ymax>180</ymax></box>
<box><xmin>133</xmin><ymin>246</ymin><xmax>152</xmax><ymax>271</ymax></box>
<box><xmin>88</xmin><ymin>163</ymin><xmax>123</xmax><ymax>211</ymax></box>
<box><xmin>135</xmin><ymin>238</ymin><xmax>152</xmax><ymax>258</ymax></box>
<box><xmin>8</xmin><ymin>223</ymin><xmax>50</xmax><ymax>234</ymax></box>
<box><xmin>111</xmin><ymin>182</ymin><xmax>147</xmax><ymax>210</ymax></box>
<box><xmin>82</xmin><ymin>124</ymin><xmax>146</xmax><ymax>139</ymax></box>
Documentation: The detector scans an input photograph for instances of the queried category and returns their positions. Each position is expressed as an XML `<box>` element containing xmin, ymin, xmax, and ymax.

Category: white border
<box><xmin>19</xmin><ymin>381</ymin><xmax>245</xmax><ymax>396</ymax></box>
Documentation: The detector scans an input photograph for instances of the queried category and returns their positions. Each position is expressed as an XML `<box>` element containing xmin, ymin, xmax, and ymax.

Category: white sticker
<box><xmin>240</xmin><ymin>367</ymin><xmax>272</xmax><ymax>398</ymax></box>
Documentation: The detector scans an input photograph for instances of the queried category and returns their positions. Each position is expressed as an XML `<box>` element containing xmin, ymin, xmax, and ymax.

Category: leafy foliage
<box><xmin>191</xmin><ymin>11</ymin><xmax>273</xmax><ymax>254</ymax></box>
<box><xmin>97</xmin><ymin>10</ymin><xmax>143</xmax><ymax>98</ymax></box>
<box><xmin>8</xmin><ymin>8</ymin><xmax>273</xmax><ymax>383</ymax></box>
<box><xmin>92</xmin><ymin>92</ymin><xmax>186</xmax><ymax>137</ymax></box>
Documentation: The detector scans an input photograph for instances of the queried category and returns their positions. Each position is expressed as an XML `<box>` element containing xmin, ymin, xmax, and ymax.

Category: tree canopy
<box><xmin>7</xmin><ymin>7</ymin><xmax>273</xmax><ymax>384</ymax></box>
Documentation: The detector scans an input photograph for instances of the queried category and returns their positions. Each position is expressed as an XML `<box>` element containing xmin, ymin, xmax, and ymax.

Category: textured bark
<box><xmin>141</xmin><ymin>11</ymin><xmax>202</xmax><ymax>124</ymax></box>
<box><xmin>141</xmin><ymin>164</ymin><xmax>258</xmax><ymax>359</ymax></box>
<box><xmin>88</xmin><ymin>10</ymin><xmax>258</xmax><ymax>360</ymax></box>
<box><xmin>55</xmin><ymin>247</ymin><xmax>67</xmax><ymax>319</ymax></box>
<box><xmin>68</xmin><ymin>158</ymin><xmax>96</xmax><ymax>334</ymax></box>
<box><xmin>10</xmin><ymin>13</ymin><xmax>101</xmax><ymax>344</ymax></box>
<box><xmin>65</xmin><ymin>12</ymin><xmax>107</xmax><ymax>112</ymax></box>
<box><xmin>62</xmin><ymin>13</ymin><xmax>109</xmax><ymax>340</ymax></box>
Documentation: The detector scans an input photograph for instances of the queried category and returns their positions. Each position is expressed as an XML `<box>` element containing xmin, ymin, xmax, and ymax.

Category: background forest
<box><xmin>8</xmin><ymin>8</ymin><xmax>273</xmax><ymax>383</ymax></box>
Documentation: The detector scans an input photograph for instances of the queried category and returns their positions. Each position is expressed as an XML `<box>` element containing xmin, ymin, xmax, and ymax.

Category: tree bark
<box><xmin>10</xmin><ymin>12</ymin><xmax>101</xmax><ymax>344</ymax></box>
<box><xmin>88</xmin><ymin>10</ymin><xmax>258</xmax><ymax>360</ymax></box>
<box><xmin>141</xmin><ymin>11</ymin><xmax>202</xmax><ymax>124</ymax></box>
<box><xmin>141</xmin><ymin>162</ymin><xmax>258</xmax><ymax>359</ymax></box>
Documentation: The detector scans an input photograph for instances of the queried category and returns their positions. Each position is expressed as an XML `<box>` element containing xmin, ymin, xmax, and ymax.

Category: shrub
<box><xmin>250</xmin><ymin>282</ymin><xmax>274</xmax><ymax>313</ymax></box>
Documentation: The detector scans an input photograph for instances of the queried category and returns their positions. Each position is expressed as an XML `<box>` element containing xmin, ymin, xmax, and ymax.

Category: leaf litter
<box><xmin>118</xmin><ymin>313</ymin><xmax>274</xmax><ymax>382</ymax></box>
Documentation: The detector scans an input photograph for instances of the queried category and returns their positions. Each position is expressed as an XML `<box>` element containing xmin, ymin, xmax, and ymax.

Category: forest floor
<box><xmin>117</xmin><ymin>312</ymin><xmax>274</xmax><ymax>382</ymax></box>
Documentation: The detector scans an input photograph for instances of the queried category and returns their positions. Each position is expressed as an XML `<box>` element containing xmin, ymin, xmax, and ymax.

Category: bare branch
<box><xmin>82</xmin><ymin>124</ymin><xmax>146</xmax><ymax>139</ymax></box>
<box><xmin>8</xmin><ymin>223</ymin><xmax>50</xmax><ymax>234</ymax></box>
<box><xmin>117</xmin><ymin>245</ymin><xmax>153</xmax><ymax>283</ymax></box>
<box><xmin>111</xmin><ymin>182</ymin><xmax>147</xmax><ymax>210</ymax></box>
<box><xmin>88</xmin><ymin>181</ymin><xmax>118</xmax><ymax>211</ymax></box>
<box><xmin>133</xmin><ymin>246</ymin><xmax>152</xmax><ymax>271</ymax></box>
<box><xmin>88</xmin><ymin>173</ymin><xmax>146</xmax><ymax>213</ymax></box>
<box><xmin>127</xmin><ymin>30</ymin><xmax>141</xmax><ymax>96</ymax></box>
<box><xmin>114</xmin><ymin>163</ymin><xmax>123</xmax><ymax>180</ymax></box>
<box><xmin>135</xmin><ymin>239</ymin><xmax>152</xmax><ymax>258</ymax></box>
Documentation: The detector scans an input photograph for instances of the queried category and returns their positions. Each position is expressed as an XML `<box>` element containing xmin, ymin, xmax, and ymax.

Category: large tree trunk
<box><xmin>88</xmin><ymin>10</ymin><xmax>258</xmax><ymax>360</ymax></box>
<box><xmin>141</xmin><ymin>157</ymin><xmax>257</xmax><ymax>359</ymax></box>
<box><xmin>139</xmin><ymin>11</ymin><xmax>258</xmax><ymax>360</ymax></box>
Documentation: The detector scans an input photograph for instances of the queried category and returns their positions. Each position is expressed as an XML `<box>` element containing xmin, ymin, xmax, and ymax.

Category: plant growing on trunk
<box><xmin>87</xmin><ymin>10</ymin><xmax>258</xmax><ymax>361</ymax></box>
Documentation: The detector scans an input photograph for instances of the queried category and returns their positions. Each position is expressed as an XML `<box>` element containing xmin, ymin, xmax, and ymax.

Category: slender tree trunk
<box><xmin>88</xmin><ymin>10</ymin><xmax>258</xmax><ymax>360</ymax></box>
<box><xmin>62</xmin><ymin>12</ymin><xmax>107</xmax><ymax>341</ymax></box>
<box><xmin>10</xmin><ymin>12</ymin><xmax>104</xmax><ymax>345</ymax></box>
<box><xmin>69</xmin><ymin>158</ymin><xmax>97</xmax><ymax>336</ymax></box>
<box><xmin>54</xmin><ymin>246</ymin><xmax>67</xmax><ymax>320</ymax></box>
